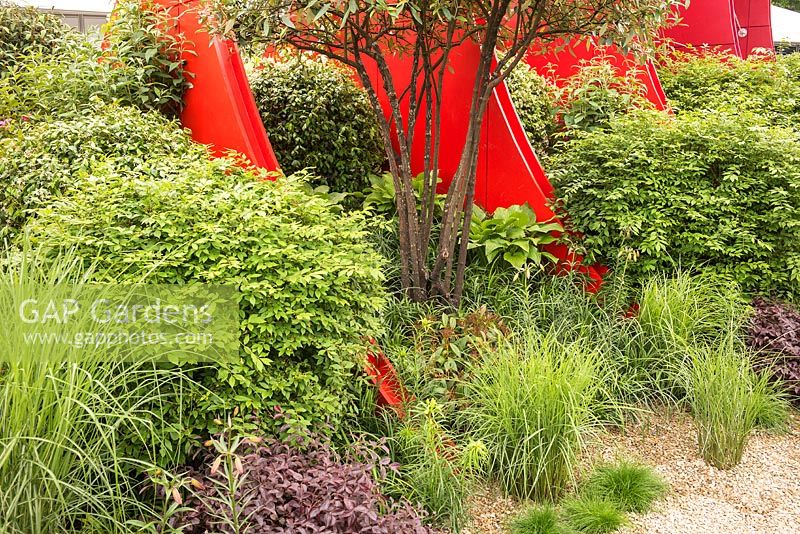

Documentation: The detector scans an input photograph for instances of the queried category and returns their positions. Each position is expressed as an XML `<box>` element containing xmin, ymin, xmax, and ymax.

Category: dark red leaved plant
<box><xmin>747</xmin><ymin>298</ymin><xmax>800</xmax><ymax>398</ymax></box>
<box><xmin>179</xmin><ymin>433</ymin><xmax>438</xmax><ymax>534</ymax></box>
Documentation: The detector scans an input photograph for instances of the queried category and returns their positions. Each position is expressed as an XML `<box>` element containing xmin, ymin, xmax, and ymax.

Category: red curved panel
<box><xmin>526</xmin><ymin>39</ymin><xmax>668</xmax><ymax>111</ymax></box>
<box><xmin>734</xmin><ymin>0</ymin><xmax>774</xmax><ymax>55</ymax></box>
<box><xmin>663</xmin><ymin>0</ymin><xmax>743</xmax><ymax>57</ymax></box>
<box><xmin>153</xmin><ymin>0</ymin><xmax>279</xmax><ymax>170</ymax></box>
<box><xmin>366</xmin><ymin>41</ymin><xmax>605</xmax><ymax>289</ymax></box>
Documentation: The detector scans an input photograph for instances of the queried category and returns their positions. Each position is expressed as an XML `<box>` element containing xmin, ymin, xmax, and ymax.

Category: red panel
<box><xmin>152</xmin><ymin>0</ymin><xmax>279</xmax><ymax>170</ymax></box>
<box><xmin>734</xmin><ymin>0</ymin><xmax>774</xmax><ymax>55</ymax></box>
<box><xmin>526</xmin><ymin>38</ymin><xmax>668</xmax><ymax>111</ymax></box>
<box><xmin>663</xmin><ymin>0</ymin><xmax>743</xmax><ymax>56</ymax></box>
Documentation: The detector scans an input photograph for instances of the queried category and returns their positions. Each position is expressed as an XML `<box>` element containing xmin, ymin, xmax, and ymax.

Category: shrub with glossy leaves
<box><xmin>249</xmin><ymin>53</ymin><xmax>385</xmax><ymax>192</ymax></box>
<box><xmin>0</xmin><ymin>1</ymin><xmax>71</xmax><ymax>71</ymax></box>
<box><xmin>551</xmin><ymin>110</ymin><xmax>800</xmax><ymax>297</ymax></box>
<box><xmin>179</xmin><ymin>432</ymin><xmax>437</xmax><ymax>533</ymax></box>
<box><xmin>0</xmin><ymin>103</ymin><xmax>197</xmax><ymax>239</ymax></box>
<box><xmin>25</xmin><ymin>155</ymin><xmax>386</xmax><ymax>461</ymax></box>
<box><xmin>506</xmin><ymin>64</ymin><xmax>556</xmax><ymax>155</ymax></box>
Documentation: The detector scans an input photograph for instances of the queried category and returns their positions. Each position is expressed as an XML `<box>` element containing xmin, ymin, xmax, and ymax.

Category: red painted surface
<box><xmin>364</xmin><ymin>41</ymin><xmax>605</xmax><ymax>290</ymax></box>
<box><xmin>663</xmin><ymin>0</ymin><xmax>774</xmax><ymax>58</ymax></box>
<box><xmin>526</xmin><ymin>39</ymin><xmax>668</xmax><ymax>110</ymax></box>
<box><xmin>152</xmin><ymin>0</ymin><xmax>279</xmax><ymax>170</ymax></box>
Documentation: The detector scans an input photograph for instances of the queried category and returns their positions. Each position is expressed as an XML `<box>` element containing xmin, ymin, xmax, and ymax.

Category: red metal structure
<box><xmin>663</xmin><ymin>0</ymin><xmax>774</xmax><ymax>58</ymax></box>
<box><xmin>526</xmin><ymin>39</ymin><xmax>669</xmax><ymax>110</ymax></box>
<box><xmin>152</xmin><ymin>0</ymin><xmax>279</xmax><ymax>169</ymax></box>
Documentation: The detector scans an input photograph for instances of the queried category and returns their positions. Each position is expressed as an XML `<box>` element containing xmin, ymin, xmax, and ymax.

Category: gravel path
<box><xmin>463</xmin><ymin>411</ymin><xmax>800</xmax><ymax>534</ymax></box>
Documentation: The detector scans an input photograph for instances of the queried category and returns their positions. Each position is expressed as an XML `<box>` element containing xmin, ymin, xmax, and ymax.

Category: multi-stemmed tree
<box><xmin>215</xmin><ymin>0</ymin><xmax>680</xmax><ymax>304</ymax></box>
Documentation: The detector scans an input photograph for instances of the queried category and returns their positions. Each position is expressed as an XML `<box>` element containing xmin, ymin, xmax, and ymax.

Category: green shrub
<box><xmin>461</xmin><ymin>331</ymin><xmax>604</xmax><ymax>501</ymax></box>
<box><xmin>511</xmin><ymin>504</ymin><xmax>573</xmax><ymax>534</ymax></box>
<box><xmin>506</xmin><ymin>64</ymin><xmax>557</xmax><ymax>155</ymax></box>
<box><xmin>249</xmin><ymin>53</ymin><xmax>385</xmax><ymax>192</ymax></box>
<box><xmin>24</xmin><ymin>158</ymin><xmax>386</xmax><ymax>461</ymax></box>
<box><xmin>0</xmin><ymin>1</ymin><xmax>71</xmax><ymax>72</ymax></box>
<box><xmin>562</xmin><ymin>496</ymin><xmax>627</xmax><ymax>534</ymax></box>
<box><xmin>684</xmin><ymin>334</ymin><xmax>786</xmax><ymax>469</ymax></box>
<box><xmin>0</xmin><ymin>104</ymin><xmax>197</xmax><ymax>239</ymax></box>
<box><xmin>582</xmin><ymin>461</ymin><xmax>666</xmax><ymax>513</ymax></box>
<box><xmin>103</xmin><ymin>0</ymin><xmax>191</xmax><ymax>117</ymax></box>
<box><xmin>551</xmin><ymin>109</ymin><xmax>800</xmax><ymax>297</ymax></box>
<box><xmin>0</xmin><ymin>1</ymin><xmax>189</xmax><ymax>119</ymax></box>
<box><xmin>554</xmin><ymin>56</ymin><xmax>653</xmax><ymax>133</ymax></box>
<box><xmin>658</xmin><ymin>50</ymin><xmax>800</xmax><ymax>131</ymax></box>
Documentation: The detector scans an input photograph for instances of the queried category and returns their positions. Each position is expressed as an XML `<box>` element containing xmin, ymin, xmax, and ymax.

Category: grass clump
<box><xmin>462</xmin><ymin>330</ymin><xmax>604</xmax><ymax>501</ymax></box>
<box><xmin>686</xmin><ymin>335</ymin><xmax>786</xmax><ymax>469</ymax></box>
<box><xmin>511</xmin><ymin>504</ymin><xmax>574</xmax><ymax>534</ymax></box>
<box><xmin>562</xmin><ymin>496</ymin><xmax>627</xmax><ymax>534</ymax></box>
<box><xmin>583</xmin><ymin>461</ymin><xmax>666</xmax><ymax>513</ymax></box>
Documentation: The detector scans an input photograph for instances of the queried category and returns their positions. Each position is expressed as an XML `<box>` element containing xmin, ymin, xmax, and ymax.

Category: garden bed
<box><xmin>465</xmin><ymin>410</ymin><xmax>800</xmax><ymax>533</ymax></box>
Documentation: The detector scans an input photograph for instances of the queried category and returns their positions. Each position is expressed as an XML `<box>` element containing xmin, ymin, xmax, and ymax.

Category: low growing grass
<box><xmin>583</xmin><ymin>461</ymin><xmax>666</xmax><ymax>513</ymax></box>
<box><xmin>461</xmin><ymin>330</ymin><xmax>605</xmax><ymax>501</ymax></box>
<box><xmin>511</xmin><ymin>504</ymin><xmax>574</xmax><ymax>534</ymax></box>
<box><xmin>685</xmin><ymin>335</ymin><xmax>786</xmax><ymax>469</ymax></box>
<box><xmin>561</xmin><ymin>495</ymin><xmax>627</xmax><ymax>534</ymax></box>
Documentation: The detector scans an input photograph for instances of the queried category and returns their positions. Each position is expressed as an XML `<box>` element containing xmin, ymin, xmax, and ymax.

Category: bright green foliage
<box><xmin>506</xmin><ymin>64</ymin><xmax>557</xmax><ymax>155</ymax></box>
<box><xmin>685</xmin><ymin>334</ymin><xmax>786</xmax><ymax>469</ymax></box>
<box><xmin>462</xmin><ymin>331</ymin><xmax>603</xmax><ymax>501</ymax></box>
<box><xmin>583</xmin><ymin>461</ymin><xmax>666</xmax><ymax>513</ymax></box>
<box><xmin>103</xmin><ymin>0</ymin><xmax>192</xmax><ymax>117</ymax></box>
<box><xmin>469</xmin><ymin>204</ymin><xmax>561</xmax><ymax>270</ymax></box>
<box><xmin>555</xmin><ymin>56</ymin><xmax>653</xmax><ymax>133</ymax></box>
<box><xmin>562</xmin><ymin>496</ymin><xmax>627</xmax><ymax>534</ymax></box>
<box><xmin>551</xmin><ymin>110</ymin><xmax>800</xmax><ymax>297</ymax></box>
<box><xmin>0</xmin><ymin>1</ymin><xmax>189</xmax><ymax>118</ymax></box>
<box><xmin>249</xmin><ymin>53</ymin><xmax>385</xmax><ymax>192</ymax></box>
<box><xmin>363</xmin><ymin>172</ymin><xmax>445</xmax><ymax>216</ymax></box>
<box><xmin>511</xmin><ymin>505</ymin><xmax>574</xmax><ymax>534</ymax></box>
<box><xmin>0</xmin><ymin>104</ymin><xmax>197</xmax><ymax>239</ymax></box>
<box><xmin>0</xmin><ymin>1</ymin><xmax>71</xmax><ymax>72</ymax></box>
<box><xmin>658</xmin><ymin>51</ymin><xmax>800</xmax><ymax>131</ymax></box>
<box><xmin>25</xmin><ymin>157</ymin><xmax>386</xmax><ymax>460</ymax></box>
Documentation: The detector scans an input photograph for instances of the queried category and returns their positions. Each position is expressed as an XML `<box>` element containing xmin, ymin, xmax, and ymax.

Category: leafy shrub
<box><xmin>469</xmin><ymin>204</ymin><xmax>561</xmax><ymax>270</ymax></box>
<box><xmin>178</xmin><ymin>429</ymin><xmax>436</xmax><ymax>533</ymax></box>
<box><xmin>1</xmin><ymin>1</ymin><xmax>189</xmax><ymax>119</ymax></box>
<box><xmin>553</xmin><ymin>54</ymin><xmax>653</xmax><ymax>133</ymax></box>
<box><xmin>657</xmin><ymin>50</ymin><xmax>800</xmax><ymax>131</ymax></box>
<box><xmin>0</xmin><ymin>1</ymin><xmax>70</xmax><ymax>71</ymax></box>
<box><xmin>684</xmin><ymin>334</ymin><xmax>785</xmax><ymax>469</ymax></box>
<box><xmin>25</xmin><ymin>157</ymin><xmax>386</xmax><ymax>460</ymax></box>
<box><xmin>582</xmin><ymin>461</ymin><xmax>666</xmax><ymax>514</ymax></box>
<box><xmin>102</xmin><ymin>0</ymin><xmax>191</xmax><ymax>117</ymax></box>
<box><xmin>747</xmin><ymin>298</ymin><xmax>800</xmax><ymax>398</ymax></box>
<box><xmin>0</xmin><ymin>104</ymin><xmax>197</xmax><ymax>239</ymax></box>
<box><xmin>506</xmin><ymin>64</ymin><xmax>557</xmax><ymax>155</ymax></box>
<box><xmin>551</xmin><ymin>109</ymin><xmax>800</xmax><ymax>297</ymax></box>
<box><xmin>561</xmin><ymin>496</ymin><xmax>626</xmax><ymax>534</ymax></box>
<box><xmin>461</xmin><ymin>330</ymin><xmax>604</xmax><ymax>501</ymax></box>
<box><xmin>511</xmin><ymin>505</ymin><xmax>573</xmax><ymax>534</ymax></box>
<box><xmin>249</xmin><ymin>53</ymin><xmax>385</xmax><ymax>192</ymax></box>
